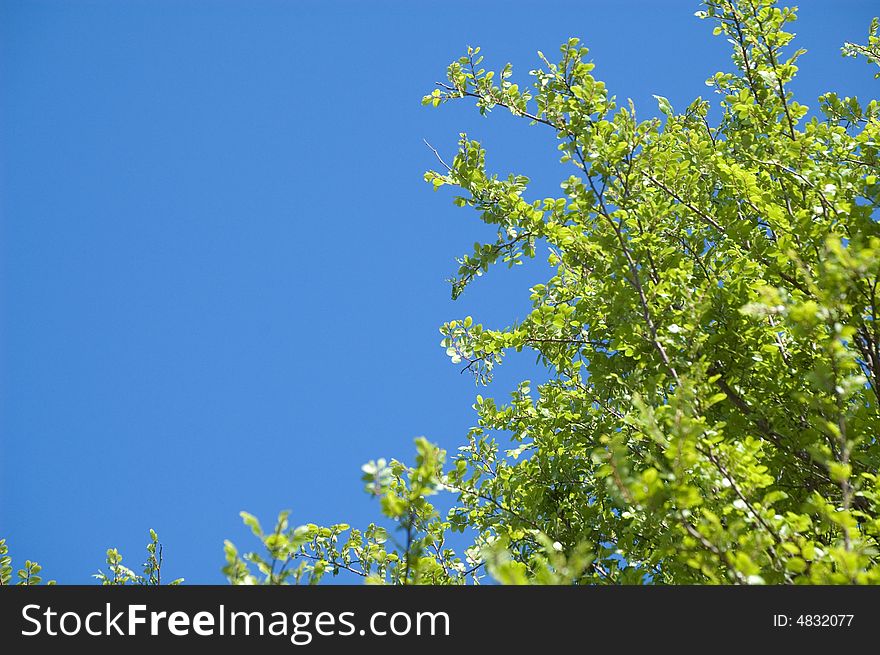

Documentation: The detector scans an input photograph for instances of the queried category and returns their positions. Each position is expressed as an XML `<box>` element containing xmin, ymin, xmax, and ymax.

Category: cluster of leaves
<box><xmin>0</xmin><ymin>539</ymin><xmax>53</xmax><ymax>586</ymax></box>
<box><xmin>842</xmin><ymin>17</ymin><xmax>880</xmax><ymax>79</ymax></box>
<box><xmin>223</xmin><ymin>438</ymin><xmax>481</xmax><ymax>584</ymax></box>
<box><xmin>94</xmin><ymin>529</ymin><xmax>184</xmax><ymax>586</ymax></box>
<box><xmin>223</xmin><ymin>437</ymin><xmax>594</xmax><ymax>585</ymax></box>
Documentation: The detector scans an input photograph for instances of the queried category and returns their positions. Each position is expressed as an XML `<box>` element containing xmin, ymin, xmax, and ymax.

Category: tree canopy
<box><xmin>4</xmin><ymin>0</ymin><xmax>880</xmax><ymax>586</ymax></box>
<box><xmin>217</xmin><ymin>0</ymin><xmax>880</xmax><ymax>586</ymax></box>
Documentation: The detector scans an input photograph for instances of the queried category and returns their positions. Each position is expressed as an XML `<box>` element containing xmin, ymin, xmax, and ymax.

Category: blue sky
<box><xmin>1</xmin><ymin>0</ymin><xmax>876</xmax><ymax>583</ymax></box>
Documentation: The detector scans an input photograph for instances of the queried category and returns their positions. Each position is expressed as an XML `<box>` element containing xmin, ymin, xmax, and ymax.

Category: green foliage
<box><xmin>94</xmin><ymin>530</ymin><xmax>184</xmax><ymax>585</ymax></box>
<box><xmin>0</xmin><ymin>539</ymin><xmax>55</xmax><ymax>586</ymax></box>
<box><xmin>414</xmin><ymin>0</ymin><xmax>880</xmax><ymax>584</ymax></box>
<box><xmin>843</xmin><ymin>17</ymin><xmax>880</xmax><ymax>78</ymax></box>
<box><xmin>1</xmin><ymin>531</ymin><xmax>182</xmax><ymax>586</ymax></box>
<box><xmin>224</xmin><ymin>438</ymin><xmax>479</xmax><ymax>584</ymax></box>
<box><xmin>235</xmin><ymin>0</ymin><xmax>880</xmax><ymax>586</ymax></box>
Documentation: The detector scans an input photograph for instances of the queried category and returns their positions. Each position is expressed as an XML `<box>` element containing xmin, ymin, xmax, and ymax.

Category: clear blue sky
<box><xmin>1</xmin><ymin>0</ymin><xmax>876</xmax><ymax>583</ymax></box>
